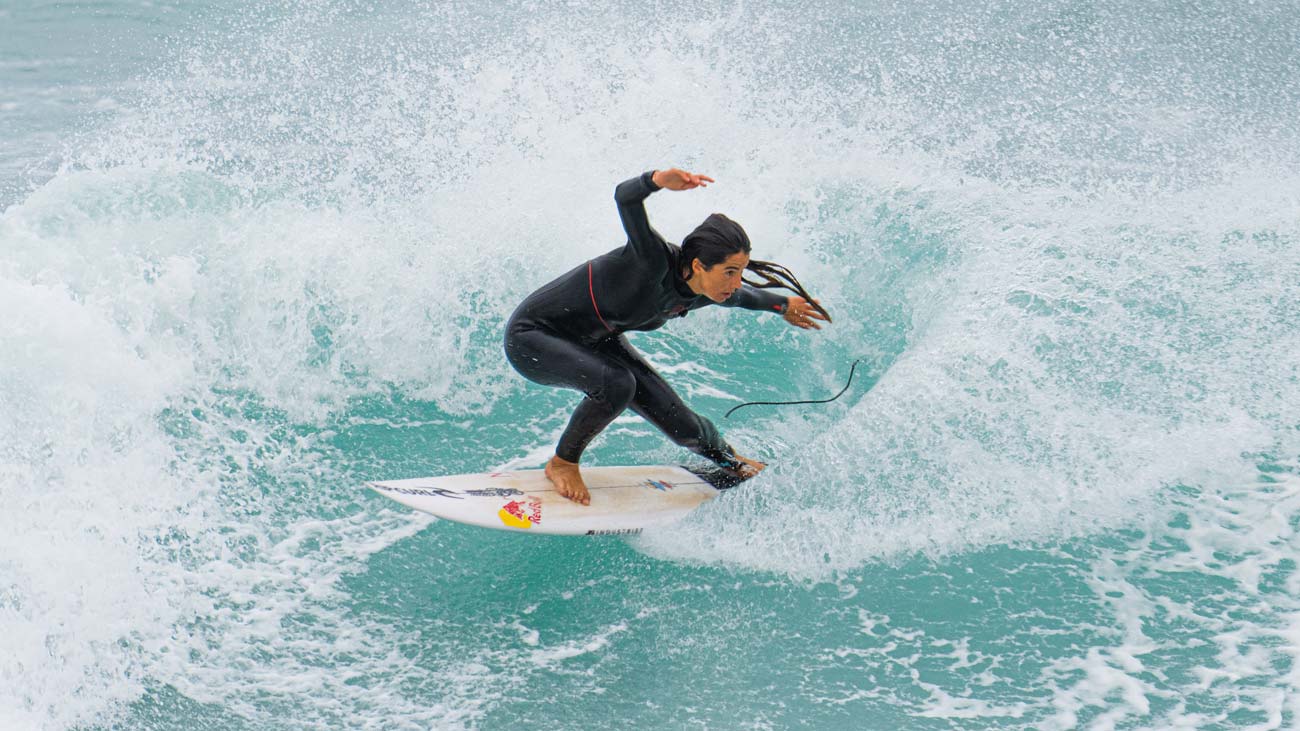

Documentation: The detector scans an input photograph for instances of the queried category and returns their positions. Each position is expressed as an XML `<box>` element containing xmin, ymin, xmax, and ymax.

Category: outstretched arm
<box><xmin>720</xmin><ymin>290</ymin><xmax>828</xmax><ymax>330</ymax></box>
<box><xmin>719</xmin><ymin>284</ymin><xmax>788</xmax><ymax>314</ymax></box>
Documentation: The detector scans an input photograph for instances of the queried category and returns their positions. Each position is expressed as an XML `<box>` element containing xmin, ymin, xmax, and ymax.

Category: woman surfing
<box><xmin>504</xmin><ymin>168</ymin><xmax>829</xmax><ymax>505</ymax></box>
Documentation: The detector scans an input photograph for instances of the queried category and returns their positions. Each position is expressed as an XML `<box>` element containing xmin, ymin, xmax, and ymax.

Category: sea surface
<box><xmin>3</xmin><ymin>1</ymin><xmax>1299</xmax><ymax>729</ymax></box>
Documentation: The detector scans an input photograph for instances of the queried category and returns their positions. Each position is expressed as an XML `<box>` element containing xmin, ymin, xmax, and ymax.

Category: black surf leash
<box><xmin>724</xmin><ymin>358</ymin><xmax>866</xmax><ymax>419</ymax></box>
<box><xmin>725</xmin><ymin>267</ymin><xmax>850</xmax><ymax>418</ymax></box>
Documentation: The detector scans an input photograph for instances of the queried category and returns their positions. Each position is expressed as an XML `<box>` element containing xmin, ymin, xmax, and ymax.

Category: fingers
<box><xmin>805</xmin><ymin>305</ymin><xmax>830</xmax><ymax>320</ymax></box>
<box><xmin>684</xmin><ymin>172</ymin><xmax>711</xmax><ymax>189</ymax></box>
<box><xmin>664</xmin><ymin>168</ymin><xmax>713</xmax><ymax>190</ymax></box>
<box><xmin>785</xmin><ymin>297</ymin><xmax>826</xmax><ymax>329</ymax></box>
<box><xmin>803</xmin><ymin>298</ymin><xmax>831</xmax><ymax>326</ymax></box>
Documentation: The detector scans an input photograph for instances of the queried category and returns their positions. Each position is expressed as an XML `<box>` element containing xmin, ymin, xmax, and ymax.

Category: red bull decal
<box><xmin>498</xmin><ymin>496</ymin><xmax>542</xmax><ymax>529</ymax></box>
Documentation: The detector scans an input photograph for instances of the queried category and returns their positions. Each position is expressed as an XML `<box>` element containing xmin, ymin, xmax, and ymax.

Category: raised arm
<box><xmin>614</xmin><ymin>171</ymin><xmax>663</xmax><ymax>261</ymax></box>
<box><xmin>614</xmin><ymin>168</ymin><xmax>715</xmax><ymax>264</ymax></box>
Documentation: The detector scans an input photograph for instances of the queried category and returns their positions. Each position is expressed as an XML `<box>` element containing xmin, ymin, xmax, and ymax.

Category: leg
<box><xmin>506</xmin><ymin>327</ymin><xmax>637</xmax><ymax>461</ymax></box>
<box><xmin>599</xmin><ymin>337</ymin><xmax>765</xmax><ymax>476</ymax></box>
<box><xmin>505</xmin><ymin>326</ymin><xmax>638</xmax><ymax>503</ymax></box>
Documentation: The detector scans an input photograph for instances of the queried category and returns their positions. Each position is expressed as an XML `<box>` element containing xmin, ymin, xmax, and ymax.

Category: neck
<box><xmin>681</xmin><ymin>267</ymin><xmax>705</xmax><ymax>296</ymax></box>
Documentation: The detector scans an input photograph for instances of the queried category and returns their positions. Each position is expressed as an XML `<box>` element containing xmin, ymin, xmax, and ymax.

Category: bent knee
<box><xmin>591</xmin><ymin>365</ymin><xmax>636</xmax><ymax>410</ymax></box>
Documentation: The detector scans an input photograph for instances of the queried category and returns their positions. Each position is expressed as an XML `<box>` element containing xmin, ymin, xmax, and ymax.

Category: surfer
<box><xmin>504</xmin><ymin>169</ymin><xmax>829</xmax><ymax>505</ymax></box>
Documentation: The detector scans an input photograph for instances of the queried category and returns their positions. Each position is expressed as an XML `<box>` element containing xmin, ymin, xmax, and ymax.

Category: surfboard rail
<box><xmin>367</xmin><ymin>464</ymin><xmax>749</xmax><ymax>535</ymax></box>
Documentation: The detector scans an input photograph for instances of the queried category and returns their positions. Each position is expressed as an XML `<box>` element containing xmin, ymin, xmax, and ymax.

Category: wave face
<box><xmin>3</xmin><ymin>1</ymin><xmax>1298</xmax><ymax>729</ymax></box>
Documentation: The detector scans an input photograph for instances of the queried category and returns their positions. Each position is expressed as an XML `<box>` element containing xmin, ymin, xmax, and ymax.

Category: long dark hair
<box><xmin>681</xmin><ymin>213</ymin><xmax>831</xmax><ymax>322</ymax></box>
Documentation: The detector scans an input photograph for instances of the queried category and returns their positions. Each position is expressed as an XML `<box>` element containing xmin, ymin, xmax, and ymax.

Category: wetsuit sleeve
<box><xmin>614</xmin><ymin>171</ymin><xmax>670</xmax><ymax>269</ymax></box>
<box><xmin>719</xmin><ymin>285</ymin><xmax>789</xmax><ymax>314</ymax></box>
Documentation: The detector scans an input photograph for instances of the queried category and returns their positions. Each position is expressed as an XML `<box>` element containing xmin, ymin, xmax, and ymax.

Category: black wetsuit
<box><xmin>503</xmin><ymin>171</ymin><xmax>788</xmax><ymax>467</ymax></box>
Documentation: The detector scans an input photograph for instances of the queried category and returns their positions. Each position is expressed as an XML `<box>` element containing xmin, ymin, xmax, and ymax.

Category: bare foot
<box><xmin>726</xmin><ymin>453</ymin><xmax>767</xmax><ymax>480</ymax></box>
<box><xmin>545</xmin><ymin>455</ymin><xmax>591</xmax><ymax>506</ymax></box>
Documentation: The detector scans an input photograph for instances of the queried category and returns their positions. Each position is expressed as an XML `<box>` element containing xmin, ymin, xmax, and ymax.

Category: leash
<box><xmin>724</xmin><ymin>358</ymin><xmax>866</xmax><ymax>419</ymax></box>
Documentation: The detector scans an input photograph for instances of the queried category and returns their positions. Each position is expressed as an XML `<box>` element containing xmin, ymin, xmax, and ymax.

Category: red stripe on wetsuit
<box><xmin>588</xmin><ymin>261</ymin><xmax>614</xmax><ymax>332</ymax></box>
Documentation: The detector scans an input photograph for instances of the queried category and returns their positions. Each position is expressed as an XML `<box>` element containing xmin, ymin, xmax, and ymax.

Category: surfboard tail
<box><xmin>682</xmin><ymin>465</ymin><xmax>753</xmax><ymax>491</ymax></box>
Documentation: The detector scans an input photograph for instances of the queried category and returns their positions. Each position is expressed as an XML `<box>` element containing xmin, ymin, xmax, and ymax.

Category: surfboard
<box><xmin>366</xmin><ymin>464</ymin><xmax>747</xmax><ymax>535</ymax></box>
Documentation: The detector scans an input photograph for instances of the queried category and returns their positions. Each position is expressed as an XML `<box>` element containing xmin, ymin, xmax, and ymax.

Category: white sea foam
<box><xmin>3</xmin><ymin>1</ymin><xmax>1298</xmax><ymax>729</ymax></box>
<box><xmin>636</xmin><ymin>152</ymin><xmax>1299</xmax><ymax>577</ymax></box>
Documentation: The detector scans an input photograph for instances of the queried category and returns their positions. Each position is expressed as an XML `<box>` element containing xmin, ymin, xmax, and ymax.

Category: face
<box><xmin>690</xmin><ymin>251</ymin><xmax>750</xmax><ymax>303</ymax></box>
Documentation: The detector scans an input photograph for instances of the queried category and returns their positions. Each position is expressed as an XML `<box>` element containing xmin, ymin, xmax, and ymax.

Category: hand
<box><xmin>652</xmin><ymin>168</ymin><xmax>715</xmax><ymax>191</ymax></box>
<box><xmin>783</xmin><ymin>296</ymin><xmax>829</xmax><ymax>330</ymax></box>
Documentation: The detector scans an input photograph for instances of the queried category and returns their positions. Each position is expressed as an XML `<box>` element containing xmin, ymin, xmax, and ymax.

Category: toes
<box><xmin>558</xmin><ymin>483</ymin><xmax>589</xmax><ymax>505</ymax></box>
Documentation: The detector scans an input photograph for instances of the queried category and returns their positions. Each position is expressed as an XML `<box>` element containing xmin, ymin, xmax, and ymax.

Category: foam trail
<box><xmin>3</xmin><ymin>1</ymin><xmax>1299</xmax><ymax>728</ymax></box>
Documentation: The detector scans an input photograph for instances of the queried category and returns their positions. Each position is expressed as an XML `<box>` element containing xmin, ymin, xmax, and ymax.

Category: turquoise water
<box><xmin>3</xmin><ymin>2</ymin><xmax>1299</xmax><ymax>729</ymax></box>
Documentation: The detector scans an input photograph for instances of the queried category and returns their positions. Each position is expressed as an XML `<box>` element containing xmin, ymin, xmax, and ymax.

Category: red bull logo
<box><xmin>498</xmin><ymin>496</ymin><xmax>542</xmax><ymax>529</ymax></box>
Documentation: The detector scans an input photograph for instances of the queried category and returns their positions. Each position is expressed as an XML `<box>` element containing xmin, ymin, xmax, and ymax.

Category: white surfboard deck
<box><xmin>367</xmin><ymin>464</ymin><xmax>745</xmax><ymax>536</ymax></box>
